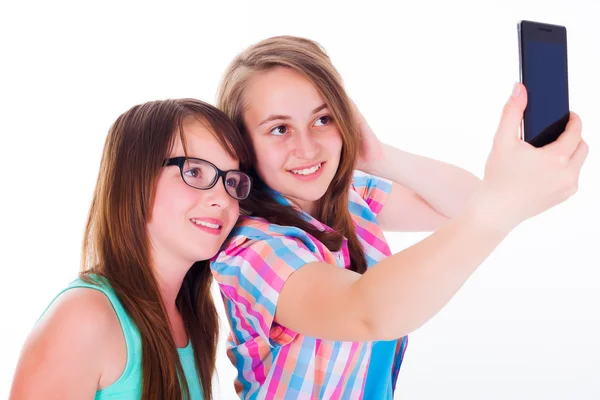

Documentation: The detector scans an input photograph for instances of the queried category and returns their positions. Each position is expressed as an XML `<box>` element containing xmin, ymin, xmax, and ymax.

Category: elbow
<box><xmin>363</xmin><ymin>313</ymin><xmax>409</xmax><ymax>342</ymax></box>
<box><xmin>356</xmin><ymin>286</ymin><xmax>422</xmax><ymax>341</ymax></box>
<box><xmin>356</xmin><ymin>291</ymin><xmax>408</xmax><ymax>342</ymax></box>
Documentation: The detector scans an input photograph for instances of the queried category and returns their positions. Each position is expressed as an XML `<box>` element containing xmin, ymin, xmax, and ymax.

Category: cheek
<box><xmin>151</xmin><ymin>183</ymin><xmax>195</xmax><ymax>223</ymax></box>
<box><xmin>323</xmin><ymin>130</ymin><xmax>343</xmax><ymax>157</ymax></box>
<box><xmin>226</xmin><ymin>202</ymin><xmax>240</xmax><ymax>225</ymax></box>
<box><xmin>253</xmin><ymin>139</ymin><xmax>288</xmax><ymax>178</ymax></box>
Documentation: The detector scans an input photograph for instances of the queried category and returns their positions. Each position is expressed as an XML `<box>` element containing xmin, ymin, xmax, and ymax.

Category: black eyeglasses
<box><xmin>163</xmin><ymin>157</ymin><xmax>252</xmax><ymax>200</ymax></box>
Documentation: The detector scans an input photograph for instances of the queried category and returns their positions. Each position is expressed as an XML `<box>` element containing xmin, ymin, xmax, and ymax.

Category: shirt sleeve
<box><xmin>211</xmin><ymin>234</ymin><xmax>323</xmax><ymax>347</ymax></box>
<box><xmin>351</xmin><ymin>170</ymin><xmax>393</xmax><ymax>216</ymax></box>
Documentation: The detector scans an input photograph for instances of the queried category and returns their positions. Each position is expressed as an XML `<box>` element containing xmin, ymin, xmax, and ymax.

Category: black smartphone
<box><xmin>517</xmin><ymin>20</ymin><xmax>570</xmax><ymax>147</ymax></box>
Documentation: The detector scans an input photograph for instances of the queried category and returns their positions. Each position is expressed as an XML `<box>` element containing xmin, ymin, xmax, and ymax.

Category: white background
<box><xmin>1</xmin><ymin>0</ymin><xmax>599</xmax><ymax>399</ymax></box>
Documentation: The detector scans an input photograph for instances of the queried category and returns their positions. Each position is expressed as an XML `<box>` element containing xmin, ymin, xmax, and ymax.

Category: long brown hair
<box><xmin>80</xmin><ymin>98</ymin><xmax>250</xmax><ymax>399</ymax></box>
<box><xmin>217</xmin><ymin>35</ymin><xmax>368</xmax><ymax>273</ymax></box>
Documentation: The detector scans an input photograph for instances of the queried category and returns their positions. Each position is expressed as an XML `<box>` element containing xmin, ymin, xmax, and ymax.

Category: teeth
<box><xmin>291</xmin><ymin>163</ymin><xmax>322</xmax><ymax>176</ymax></box>
<box><xmin>191</xmin><ymin>219</ymin><xmax>220</xmax><ymax>229</ymax></box>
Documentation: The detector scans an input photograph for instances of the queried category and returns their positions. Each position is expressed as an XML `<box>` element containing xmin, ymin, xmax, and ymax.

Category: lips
<box><xmin>288</xmin><ymin>162</ymin><xmax>324</xmax><ymax>176</ymax></box>
<box><xmin>190</xmin><ymin>217</ymin><xmax>223</xmax><ymax>235</ymax></box>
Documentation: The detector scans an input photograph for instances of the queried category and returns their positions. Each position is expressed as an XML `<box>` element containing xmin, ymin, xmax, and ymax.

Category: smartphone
<box><xmin>517</xmin><ymin>20</ymin><xmax>570</xmax><ymax>147</ymax></box>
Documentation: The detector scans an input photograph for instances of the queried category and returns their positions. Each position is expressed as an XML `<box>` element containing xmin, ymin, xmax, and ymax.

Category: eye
<box><xmin>314</xmin><ymin>115</ymin><xmax>332</xmax><ymax>127</ymax></box>
<box><xmin>226</xmin><ymin>177</ymin><xmax>239</xmax><ymax>187</ymax></box>
<box><xmin>269</xmin><ymin>125</ymin><xmax>289</xmax><ymax>136</ymax></box>
<box><xmin>184</xmin><ymin>168</ymin><xmax>201</xmax><ymax>178</ymax></box>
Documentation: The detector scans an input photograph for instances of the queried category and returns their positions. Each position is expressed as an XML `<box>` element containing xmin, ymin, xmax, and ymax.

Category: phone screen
<box><xmin>519</xmin><ymin>21</ymin><xmax>570</xmax><ymax>147</ymax></box>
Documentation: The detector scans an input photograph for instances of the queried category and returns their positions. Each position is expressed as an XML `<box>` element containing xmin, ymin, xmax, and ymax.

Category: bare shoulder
<box><xmin>10</xmin><ymin>287</ymin><xmax>120</xmax><ymax>399</ymax></box>
<box><xmin>37</xmin><ymin>287</ymin><xmax>119</xmax><ymax>340</ymax></box>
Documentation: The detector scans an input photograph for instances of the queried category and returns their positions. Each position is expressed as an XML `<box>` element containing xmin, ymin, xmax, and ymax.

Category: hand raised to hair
<box><xmin>352</xmin><ymin>101</ymin><xmax>384</xmax><ymax>173</ymax></box>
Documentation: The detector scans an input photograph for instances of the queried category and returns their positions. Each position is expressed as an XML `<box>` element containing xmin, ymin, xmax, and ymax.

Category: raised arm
<box><xmin>353</xmin><ymin>102</ymin><xmax>481</xmax><ymax>232</ymax></box>
<box><xmin>276</xmin><ymin>85</ymin><xmax>587</xmax><ymax>341</ymax></box>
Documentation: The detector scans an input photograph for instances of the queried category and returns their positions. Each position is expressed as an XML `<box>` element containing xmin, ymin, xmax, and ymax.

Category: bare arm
<box><xmin>353</xmin><ymin>102</ymin><xmax>480</xmax><ymax>231</ymax></box>
<box><xmin>371</xmin><ymin>144</ymin><xmax>482</xmax><ymax>223</ymax></box>
<box><xmin>10</xmin><ymin>288</ymin><xmax>117</xmax><ymax>400</ymax></box>
<box><xmin>376</xmin><ymin>181</ymin><xmax>448</xmax><ymax>232</ymax></box>
<box><xmin>276</xmin><ymin>85</ymin><xmax>587</xmax><ymax>342</ymax></box>
<box><xmin>277</xmin><ymin>198</ymin><xmax>506</xmax><ymax>341</ymax></box>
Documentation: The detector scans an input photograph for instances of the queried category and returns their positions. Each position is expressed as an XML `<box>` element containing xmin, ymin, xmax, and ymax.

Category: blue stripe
<box><xmin>319</xmin><ymin>341</ymin><xmax>342</xmax><ymax>398</ymax></box>
<box><xmin>213</xmin><ymin>260</ymin><xmax>275</xmax><ymax>313</ymax></box>
<box><xmin>212</xmin><ymin>259</ymin><xmax>275</xmax><ymax>338</ymax></box>
<box><xmin>269</xmin><ymin>224</ymin><xmax>321</xmax><ymax>253</ymax></box>
<box><xmin>391</xmin><ymin>336</ymin><xmax>408</xmax><ymax>392</ymax></box>
<box><xmin>286</xmin><ymin>336</ymin><xmax>314</xmax><ymax>398</ymax></box>
<box><xmin>227</xmin><ymin>295</ymin><xmax>252</xmax><ymax>343</ymax></box>
<box><xmin>342</xmin><ymin>341</ymin><xmax>368</xmax><ymax>400</ymax></box>
<box><xmin>362</xmin><ymin>339</ymin><xmax>398</xmax><ymax>400</ymax></box>
<box><xmin>364</xmin><ymin>252</ymin><xmax>378</xmax><ymax>268</ymax></box>
<box><xmin>351</xmin><ymin>173</ymin><xmax>371</xmax><ymax>189</ymax></box>
<box><xmin>231</xmin><ymin>221</ymin><xmax>321</xmax><ymax>257</ymax></box>
<box><xmin>231</xmin><ymin>341</ymin><xmax>253</xmax><ymax>399</ymax></box>
<box><xmin>230</xmin><ymin>225</ymin><xmax>272</xmax><ymax>241</ymax></box>
<box><xmin>348</xmin><ymin>200</ymin><xmax>379</xmax><ymax>222</ymax></box>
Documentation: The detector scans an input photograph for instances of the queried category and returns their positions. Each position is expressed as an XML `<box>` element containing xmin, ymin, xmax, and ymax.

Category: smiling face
<box><xmin>241</xmin><ymin>67</ymin><xmax>343</xmax><ymax>214</ymax></box>
<box><xmin>147</xmin><ymin>118</ymin><xmax>241</xmax><ymax>268</ymax></box>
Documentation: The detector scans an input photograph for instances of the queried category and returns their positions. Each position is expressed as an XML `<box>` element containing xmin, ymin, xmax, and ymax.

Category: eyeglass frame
<box><xmin>163</xmin><ymin>156</ymin><xmax>253</xmax><ymax>200</ymax></box>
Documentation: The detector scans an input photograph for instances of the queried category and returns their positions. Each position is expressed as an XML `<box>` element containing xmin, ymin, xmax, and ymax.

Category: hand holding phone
<box><xmin>518</xmin><ymin>20</ymin><xmax>570</xmax><ymax>147</ymax></box>
<box><xmin>474</xmin><ymin>83</ymin><xmax>587</xmax><ymax>233</ymax></box>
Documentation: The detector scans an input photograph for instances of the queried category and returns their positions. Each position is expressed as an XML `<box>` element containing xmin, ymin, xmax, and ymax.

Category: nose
<box><xmin>292</xmin><ymin>130</ymin><xmax>319</xmax><ymax>159</ymax></box>
<box><xmin>202</xmin><ymin>177</ymin><xmax>233</xmax><ymax>209</ymax></box>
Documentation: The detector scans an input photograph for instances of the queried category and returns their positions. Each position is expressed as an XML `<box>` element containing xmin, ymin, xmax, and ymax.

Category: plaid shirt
<box><xmin>211</xmin><ymin>171</ymin><xmax>408</xmax><ymax>399</ymax></box>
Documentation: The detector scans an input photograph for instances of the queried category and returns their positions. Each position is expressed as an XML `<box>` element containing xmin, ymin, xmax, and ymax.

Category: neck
<box><xmin>298</xmin><ymin>200</ymin><xmax>317</xmax><ymax>217</ymax></box>
<box><xmin>152</xmin><ymin>252</ymin><xmax>192</xmax><ymax>313</ymax></box>
<box><xmin>155</xmin><ymin>271</ymin><xmax>186</xmax><ymax>313</ymax></box>
<box><xmin>281</xmin><ymin>195</ymin><xmax>318</xmax><ymax>217</ymax></box>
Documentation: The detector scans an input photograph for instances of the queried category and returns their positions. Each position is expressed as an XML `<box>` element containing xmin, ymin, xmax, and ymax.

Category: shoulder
<box><xmin>350</xmin><ymin>170</ymin><xmax>393</xmax><ymax>216</ymax></box>
<box><xmin>36</xmin><ymin>285</ymin><xmax>119</xmax><ymax>351</ymax></box>
<box><xmin>351</xmin><ymin>170</ymin><xmax>392</xmax><ymax>197</ymax></box>
<box><xmin>211</xmin><ymin>216</ymin><xmax>324</xmax><ymax>282</ymax></box>
<box><xmin>220</xmin><ymin>215</ymin><xmax>323</xmax><ymax>254</ymax></box>
<box><xmin>10</xmin><ymin>284</ymin><xmax>121</xmax><ymax>396</ymax></box>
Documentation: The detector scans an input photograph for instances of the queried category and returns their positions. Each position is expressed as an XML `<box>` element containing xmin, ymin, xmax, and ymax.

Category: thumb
<box><xmin>494</xmin><ymin>82</ymin><xmax>528</xmax><ymax>145</ymax></box>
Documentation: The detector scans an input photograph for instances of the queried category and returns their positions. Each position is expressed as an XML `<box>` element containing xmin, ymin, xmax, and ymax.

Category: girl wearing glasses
<box><xmin>210</xmin><ymin>36</ymin><xmax>586</xmax><ymax>399</ymax></box>
<box><xmin>10</xmin><ymin>99</ymin><xmax>253</xmax><ymax>400</ymax></box>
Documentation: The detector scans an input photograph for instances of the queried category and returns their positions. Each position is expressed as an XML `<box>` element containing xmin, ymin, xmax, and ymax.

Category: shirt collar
<box><xmin>265</xmin><ymin>187</ymin><xmax>333</xmax><ymax>233</ymax></box>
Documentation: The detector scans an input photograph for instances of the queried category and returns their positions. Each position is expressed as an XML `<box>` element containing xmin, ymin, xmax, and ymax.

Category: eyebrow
<box><xmin>257</xmin><ymin>103</ymin><xmax>328</xmax><ymax>127</ymax></box>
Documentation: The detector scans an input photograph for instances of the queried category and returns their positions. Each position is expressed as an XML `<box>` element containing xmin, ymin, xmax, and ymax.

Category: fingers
<box><xmin>543</xmin><ymin>112</ymin><xmax>583</xmax><ymax>158</ymax></box>
<box><xmin>569</xmin><ymin>138</ymin><xmax>589</xmax><ymax>170</ymax></box>
<box><xmin>494</xmin><ymin>83</ymin><xmax>528</xmax><ymax>145</ymax></box>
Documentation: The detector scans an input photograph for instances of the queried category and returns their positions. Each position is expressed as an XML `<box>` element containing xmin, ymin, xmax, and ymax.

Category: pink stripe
<box><xmin>219</xmin><ymin>283</ymin><xmax>271</xmax><ymax>345</ymax></box>
<box><xmin>210</xmin><ymin>173</ymin><xmax>401</xmax><ymax>397</ymax></box>
<box><xmin>266</xmin><ymin>341</ymin><xmax>291</xmax><ymax>396</ymax></box>
<box><xmin>220</xmin><ymin>285</ymin><xmax>268</xmax><ymax>385</ymax></box>
<box><xmin>366</xmin><ymin>197</ymin><xmax>385</xmax><ymax>214</ymax></box>
<box><xmin>237</xmin><ymin>245</ymin><xmax>288</xmax><ymax>290</ymax></box>
<box><xmin>330</xmin><ymin>342</ymin><xmax>361</xmax><ymax>398</ymax></box>
<box><xmin>355</xmin><ymin>225</ymin><xmax>391</xmax><ymax>256</ymax></box>
<box><xmin>244</xmin><ymin>338</ymin><xmax>267</xmax><ymax>384</ymax></box>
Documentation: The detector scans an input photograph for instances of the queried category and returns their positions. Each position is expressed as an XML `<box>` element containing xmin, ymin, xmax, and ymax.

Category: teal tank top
<box><xmin>39</xmin><ymin>275</ymin><xmax>205</xmax><ymax>399</ymax></box>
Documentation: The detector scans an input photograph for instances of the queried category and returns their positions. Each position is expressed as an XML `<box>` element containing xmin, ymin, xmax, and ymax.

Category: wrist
<box><xmin>462</xmin><ymin>186</ymin><xmax>520</xmax><ymax>237</ymax></box>
<box><xmin>362</xmin><ymin>143</ymin><xmax>395</xmax><ymax>177</ymax></box>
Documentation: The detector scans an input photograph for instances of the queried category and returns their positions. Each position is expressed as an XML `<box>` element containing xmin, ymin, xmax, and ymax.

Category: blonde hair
<box><xmin>217</xmin><ymin>36</ymin><xmax>368</xmax><ymax>273</ymax></box>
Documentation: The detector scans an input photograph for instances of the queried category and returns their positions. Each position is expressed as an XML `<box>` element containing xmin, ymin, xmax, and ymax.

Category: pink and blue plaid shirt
<box><xmin>211</xmin><ymin>171</ymin><xmax>408</xmax><ymax>399</ymax></box>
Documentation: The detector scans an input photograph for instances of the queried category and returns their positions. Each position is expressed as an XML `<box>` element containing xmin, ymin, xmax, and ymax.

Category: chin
<box><xmin>189</xmin><ymin>242</ymin><xmax>223</xmax><ymax>263</ymax></box>
<box><xmin>193</xmin><ymin>251</ymin><xmax>220</xmax><ymax>263</ymax></box>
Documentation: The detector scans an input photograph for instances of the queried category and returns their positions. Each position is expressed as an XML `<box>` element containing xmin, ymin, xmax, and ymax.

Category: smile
<box><xmin>289</xmin><ymin>162</ymin><xmax>323</xmax><ymax>176</ymax></box>
<box><xmin>190</xmin><ymin>218</ymin><xmax>223</xmax><ymax>235</ymax></box>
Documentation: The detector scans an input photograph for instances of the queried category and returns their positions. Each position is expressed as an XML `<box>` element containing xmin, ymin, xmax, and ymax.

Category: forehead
<box><xmin>170</xmin><ymin>118</ymin><xmax>239</xmax><ymax>170</ymax></box>
<box><xmin>244</xmin><ymin>67</ymin><xmax>326</xmax><ymax>120</ymax></box>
